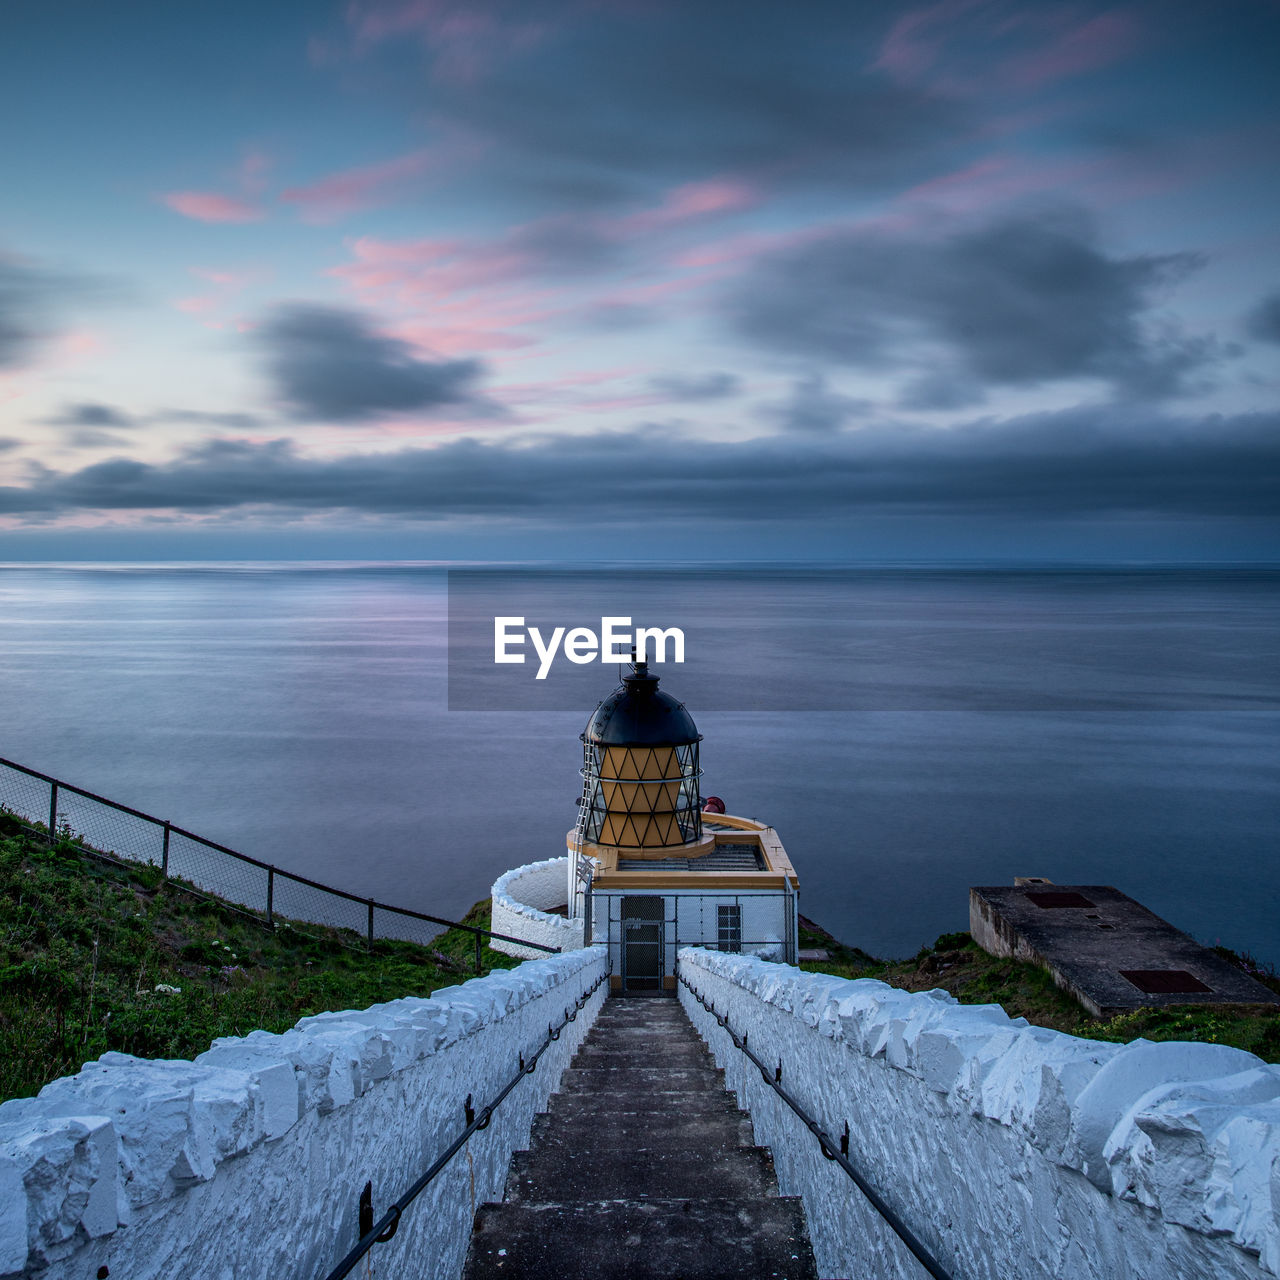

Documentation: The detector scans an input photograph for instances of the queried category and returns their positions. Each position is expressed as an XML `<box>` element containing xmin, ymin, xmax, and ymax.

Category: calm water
<box><xmin>0</xmin><ymin>563</ymin><xmax>1276</xmax><ymax>963</ymax></box>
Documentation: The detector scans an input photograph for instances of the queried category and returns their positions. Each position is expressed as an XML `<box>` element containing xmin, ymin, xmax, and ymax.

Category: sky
<box><xmin>1</xmin><ymin>0</ymin><xmax>1278</xmax><ymax>561</ymax></box>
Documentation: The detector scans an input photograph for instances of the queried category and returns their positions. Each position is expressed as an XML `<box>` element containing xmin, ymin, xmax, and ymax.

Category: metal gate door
<box><xmin>621</xmin><ymin>896</ymin><xmax>665</xmax><ymax>991</ymax></box>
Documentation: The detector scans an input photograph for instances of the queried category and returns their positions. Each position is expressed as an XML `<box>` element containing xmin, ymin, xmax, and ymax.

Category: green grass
<box><xmin>798</xmin><ymin>919</ymin><xmax>1280</xmax><ymax>1062</ymax></box>
<box><xmin>0</xmin><ymin>811</ymin><xmax>520</xmax><ymax>1101</ymax></box>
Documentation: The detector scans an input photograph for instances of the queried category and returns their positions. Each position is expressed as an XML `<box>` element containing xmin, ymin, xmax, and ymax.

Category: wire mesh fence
<box><xmin>0</xmin><ymin>755</ymin><xmax>556</xmax><ymax>964</ymax></box>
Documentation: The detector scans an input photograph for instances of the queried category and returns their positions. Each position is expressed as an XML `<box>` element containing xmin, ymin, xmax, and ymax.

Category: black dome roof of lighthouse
<box><xmin>583</xmin><ymin>661</ymin><xmax>700</xmax><ymax>747</ymax></box>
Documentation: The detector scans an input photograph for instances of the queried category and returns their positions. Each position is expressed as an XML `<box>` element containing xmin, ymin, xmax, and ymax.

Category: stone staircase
<box><xmin>461</xmin><ymin>996</ymin><xmax>818</xmax><ymax>1280</ymax></box>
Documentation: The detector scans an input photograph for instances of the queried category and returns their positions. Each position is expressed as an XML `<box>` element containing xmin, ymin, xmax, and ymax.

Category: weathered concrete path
<box><xmin>461</xmin><ymin>995</ymin><xmax>819</xmax><ymax>1279</ymax></box>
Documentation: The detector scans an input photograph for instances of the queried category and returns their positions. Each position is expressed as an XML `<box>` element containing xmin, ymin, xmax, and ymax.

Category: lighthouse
<box><xmin>566</xmin><ymin>655</ymin><xmax>801</xmax><ymax>992</ymax></box>
<box><xmin>491</xmin><ymin>655</ymin><xmax>801</xmax><ymax>984</ymax></box>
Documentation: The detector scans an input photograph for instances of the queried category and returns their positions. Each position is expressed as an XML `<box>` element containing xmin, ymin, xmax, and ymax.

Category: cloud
<box><xmin>759</xmin><ymin>374</ymin><xmax>871</xmax><ymax>432</ymax></box>
<box><xmin>2</xmin><ymin>406</ymin><xmax>1275</xmax><ymax>523</ymax></box>
<box><xmin>646</xmin><ymin>372</ymin><xmax>741</xmax><ymax>402</ymax></box>
<box><xmin>64</xmin><ymin>428</ymin><xmax>132</xmax><ymax>449</ymax></box>
<box><xmin>335</xmin><ymin>2</ymin><xmax>964</xmax><ymax>204</ymax></box>
<box><xmin>896</xmin><ymin>369</ymin><xmax>987</xmax><ymax>410</ymax></box>
<box><xmin>0</xmin><ymin>437</ymin><xmax>21</xmax><ymax>453</ymax></box>
<box><xmin>1245</xmin><ymin>291</ymin><xmax>1280</xmax><ymax>345</ymax></box>
<box><xmin>161</xmin><ymin>192</ymin><xmax>263</xmax><ymax>223</ymax></box>
<box><xmin>0</xmin><ymin>257</ymin><xmax>111</xmax><ymax>370</ymax></box>
<box><xmin>155</xmin><ymin>409</ymin><xmax>262</xmax><ymax>429</ymax></box>
<box><xmin>257</xmin><ymin>303</ymin><xmax>492</xmax><ymax>422</ymax></box>
<box><xmin>874</xmin><ymin>2</ymin><xmax>1141</xmax><ymax>93</ymax></box>
<box><xmin>724</xmin><ymin>209</ymin><xmax>1216</xmax><ymax>399</ymax></box>
<box><xmin>42</xmin><ymin>403</ymin><xmax>260</xmax><ymax>432</ymax></box>
<box><xmin>45</xmin><ymin>402</ymin><xmax>137</xmax><ymax>428</ymax></box>
<box><xmin>280</xmin><ymin>148</ymin><xmax>440</xmax><ymax>222</ymax></box>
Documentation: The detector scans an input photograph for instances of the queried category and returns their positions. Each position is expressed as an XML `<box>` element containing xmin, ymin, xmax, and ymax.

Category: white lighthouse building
<box><xmin>491</xmin><ymin>656</ymin><xmax>801</xmax><ymax>991</ymax></box>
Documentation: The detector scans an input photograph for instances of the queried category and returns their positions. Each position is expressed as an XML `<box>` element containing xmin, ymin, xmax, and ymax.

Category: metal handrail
<box><xmin>319</xmin><ymin>966</ymin><xmax>609</xmax><ymax>1280</ymax></box>
<box><xmin>677</xmin><ymin>969</ymin><xmax>958</xmax><ymax>1280</ymax></box>
<box><xmin>0</xmin><ymin>755</ymin><xmax>557</xmax><ymax>959</ymax></box>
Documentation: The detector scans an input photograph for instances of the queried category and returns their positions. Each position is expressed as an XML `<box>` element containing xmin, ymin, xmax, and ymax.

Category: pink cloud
<box><xmin>173</xmin><ymin>265</ymin><xmax>262</xmax><ymax>328</ymax></box>
<box><xmin>873</xmin><ymin>0</ymin><xmax>984</xmax><ymax>81</ymax></box>
<box><xmin>344</xmin><ymin>0</ymin><xmax>550</xmax><ymax>83</ymax></box>
<box><xmin>281</xmin><ymin>148</ymin><xmax>440</xmax><ymax>222</ymax></box>
<box><xmin>607</xmin><ymin>179</ymin><xmax>760</xmax><ymax>238</ymax></box>
<box><xmin>238</xmin><ymin>149</ymin><xmax>273</xmax><ymax>194</ymax></box>
<box><xmin>175</xmin><ymin>295</ymin><xmax>218</xmax><ymax>315</ymax></box>
<box><xmin>874</xmin><ymin>2</ymin><xmax>1141</xmax><ymax>95</ymax></box>
<box><xmin>1004</xmin><ymin>11</ymin><xmax>1140</xmax><ymax>88</ymax></box>
<box><xmin>161</xmin><ymin>192</ymin><xmax>263</xmax><ymax>224</ymax></box>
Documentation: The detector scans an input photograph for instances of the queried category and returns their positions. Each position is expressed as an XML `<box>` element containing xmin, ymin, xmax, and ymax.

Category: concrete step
<box><xmin>460</xmin><ymin>997</ymin><xmax>819</xmax><ymax>1280</ymax></box>
<box><xmin>465</xmin><ymin>1197</ymin><xmax>818</xmax><ymax>1280</ymax></box>
<box><xmin>505</xmin><ymin>1141</ymin><xmax>777</xmax><ymax>1203</ymax></box>
<box><xmin>573</xmin><ymin>1041</ymin><xmax>713</xmax><ymax>1066</ymax></box>
<box><xmin>556</xmin><ymin>1065</ymin><xmax>726</xmax><ymax>1094</ymax></box>
<box><xmin>543</xmin><ymin>1087</ymin><xmax>746</xmax><ymax>1118</ymax></box>
<box><xmin>529</xmin><ymin>1107</ymin><xmax>754</xmax><ymax>1150</ymax></box>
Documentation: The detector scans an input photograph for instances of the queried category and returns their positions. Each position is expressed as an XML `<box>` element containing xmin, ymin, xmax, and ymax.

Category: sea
<box><xmin>0</xmin><ymin>562</ymin><xmax>1276</xmax><ymax>964</ymax></box>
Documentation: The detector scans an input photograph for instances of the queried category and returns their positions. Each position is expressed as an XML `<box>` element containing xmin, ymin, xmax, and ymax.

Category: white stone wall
<box><xmin>490</xmin><ymin>857</ymin><xmax>585</xmax><ymax>958</ymax></box>
<box><xmin>0</xmin><ymin>946</ymin><xmax>608</xmax><ymax>1280</ymax></box>
<box><xmin>678</xmin><ymin>946</ymin><xmax>1280</xmax><ymax>1280</ymax></box>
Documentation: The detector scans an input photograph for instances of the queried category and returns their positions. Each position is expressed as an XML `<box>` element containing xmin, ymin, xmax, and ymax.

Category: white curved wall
<box><xmin>678</xmin><ymin>946</ymin><xmax>1280</xmax><ymax>1280</ymax></box>
<box><xmin>491</xmin><ymin>857</ymin><xmax>585</xmax><ymax>958</ymax></box>
<box><xmin>0</xmin><ymin>946</ymin><xmax>607</xmax><ymax>1280</ymax></box>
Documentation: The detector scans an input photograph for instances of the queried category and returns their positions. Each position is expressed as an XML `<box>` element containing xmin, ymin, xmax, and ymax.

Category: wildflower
<box><xmin>154</xmin><ymin>983</ymin><xmax>182</xmax><ymax>995</ymax></box>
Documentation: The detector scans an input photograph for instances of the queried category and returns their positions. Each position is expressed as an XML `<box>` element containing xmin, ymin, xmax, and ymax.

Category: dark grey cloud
<box><xmin>362</xmin><ymin>3</ymin><xmax>962</xmax><ymax>208</ymax></box>
<box><xmin>725</xmin><ymin>210</ymin><xmax>1216</xmax><ymax>399</ymax></box>
<box><xmin>64</xmin><ymin>428</ymin><xmax>131</xmax><ymax>449</ymax></box>
<box><xmin>896</xmin><ymin>370</ymin><xmax>987</xmax><ymax>411</ymax></box>
<box><xmin>0</xmin><ymin>260</ymin><xmax>76</xmax><ymax>369</ymax></box>
<box><xmin>156</xmin><ymin>409</ymin><xmax>263</xmax><ymax>429</ymax></box>
<box><xmin>0</xmin><ymin>436</ymin><xmax>21</xmax><ymax>453</ymax></box>
<box><xmin>1245</xmin><ymin>291</ymin><xmax>1280</xmax><ymax>345</ymax></box>
<box><xmin>2</xmin><ymin>407</ymin><xmax>1275</xmax><ymax>523</ymax></box>
<box><xmin>759</xmin><ymin>374</ymin><xmax>871</xmax><ymax>432</ymax></box>
<box><xmin>40</xmin><ymin>402</ymin><xmax>262</xmax><ymax>443</ymax></box>
<box><xmin>258</xmin><ymin>304</ymin><xmax>492</xmax><ymax>423</ymax></box>
<box><xmin>0</xmin><ymin>255</ymin><xmax>123</xmax><ymax>370</ymax></box>
<box><xmin>647</xmin><ymin>372</ymin><xmax>741</xmax><ymax>402</ymax></box>
<box><xmin>45</xmin><ymin>402</ymin><xmax>137</xmax><ymax>428</ymax></box>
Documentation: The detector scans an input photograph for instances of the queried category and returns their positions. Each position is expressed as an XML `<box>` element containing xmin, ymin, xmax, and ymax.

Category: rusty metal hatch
<box><xmin>1026</xmin><ymin>891</ymin><xmax>1096</xmax><ymax>909</ymax></box>
<box><xmin>1120</xmin><ymin>969</ymin><xmax>1213</xmax><ymax>994</ymax></box>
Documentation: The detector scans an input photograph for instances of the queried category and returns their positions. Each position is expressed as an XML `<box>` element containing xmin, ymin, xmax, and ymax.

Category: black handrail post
<box><xmin>473</xmin><ymin>928</ymin><xmax>482</xmax><ymax>974</ymax></box>
<box><xmin>161</xmin><ymin>821</ymin><xmax>171</xmax><ymax>877</ymax></box>
<box><xmin>266</xmin><ymin>866</ymin><xmax>274</xmax><ymax>927</ymax></box>
<box><xmin>367</xmin><ymin>901</ymin><xmax>375</xmax><ymax>951</ymax></box>
<box><xmin>47</xmin><ymin>782</ymin><xmax>58</xmax><ymax>840</ymax></box>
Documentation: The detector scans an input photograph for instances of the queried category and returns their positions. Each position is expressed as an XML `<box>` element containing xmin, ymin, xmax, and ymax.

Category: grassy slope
<box><xmin>0</xmin><ymin>812</ymin><xmax>519</xmax><ymax>1101</ymax></box>
<box><xmin>798</xmin><ymin>918</ymin><xmax>1280</xmax><ymax>1062</ymax></box>
<box><xmin>6</xmin><ymin>807</ymin><xmax>1277</xmax><ymax>1101</ymax></box>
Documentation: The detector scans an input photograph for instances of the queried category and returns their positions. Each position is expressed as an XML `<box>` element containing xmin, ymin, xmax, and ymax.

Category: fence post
<box><xmin>161</xmin><ymin>821</ymin><xmax>171</xmax><ymax>877</ymax></box>
<box><xmin>474</xmin><ymin>929</ymin><xmax>482</xmax><ymax>974</ymax></box>
<box><xmin>47</xmin><ymin>782</ymin><xmax>58</xmax><ymax>840</ymax></box>
<box><xmin>367</xmin><ymin>901</ymin><xmax>375</xmax><ymax>951</ymax></box>
<box><xmin>266</xmin><ymin>867</ymin><xmax>274</xmax><ymax>927</ymax></box>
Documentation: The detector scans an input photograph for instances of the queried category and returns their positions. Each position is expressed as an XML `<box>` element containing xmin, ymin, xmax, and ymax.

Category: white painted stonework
<box><xmin>678</xmin><ymin>946</ymin><xmax>1280</xmax><ymax>1280</ymax></box>
<box><xmin>0</xmin><ymin>946</ymin><xmax>607</xmax><ymax>1279</ymax></box>
<box><xmin>491</xmin><ymin>857</ymin><xmax>585</xmax><ymax>958</ymax></box>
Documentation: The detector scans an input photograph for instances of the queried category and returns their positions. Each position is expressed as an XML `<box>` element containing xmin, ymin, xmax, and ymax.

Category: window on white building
<box><xmin>717</xmin><ymin>903</ymin><xmax>742</xmax><ymax>953</ymax></box>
